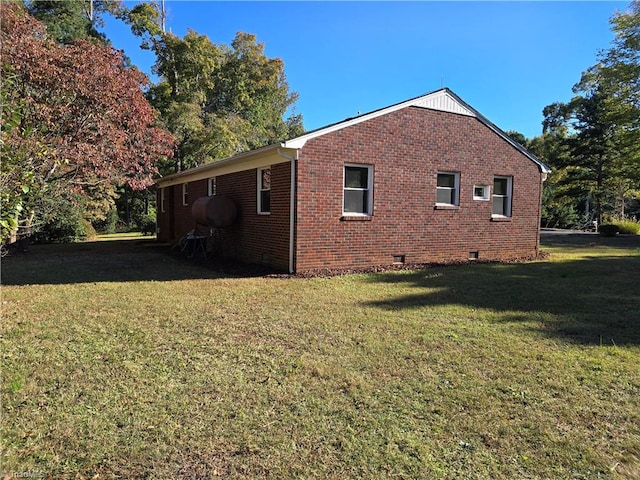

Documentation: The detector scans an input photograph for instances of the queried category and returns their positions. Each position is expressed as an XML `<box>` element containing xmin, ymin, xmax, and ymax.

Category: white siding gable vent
<box><xmin>411</xmin><ymin>90</ymin><xmax>475</xmax><ymax>116</ymax></box>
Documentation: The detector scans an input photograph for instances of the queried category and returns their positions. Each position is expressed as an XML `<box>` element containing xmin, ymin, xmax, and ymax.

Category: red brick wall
<box><xmin>157</xmin><ymin>163</ymin><xmax>292</xmax><ymax>271</ymax></box>
<box><xmin>216</xmin><ymin>164</ymin><xmax>291</xmax><ymax>270</ymax></box>
<box><xmin>294</xmin><ymin>107</ymin><xmax>543</xmax><ymax>271</ymax></box>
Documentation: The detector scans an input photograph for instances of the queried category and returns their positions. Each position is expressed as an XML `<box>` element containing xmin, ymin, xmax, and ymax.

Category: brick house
<box><xmin>155</xmin><ymin>88</ymin><xmax>550</xmax><ymax>273</ymax></box>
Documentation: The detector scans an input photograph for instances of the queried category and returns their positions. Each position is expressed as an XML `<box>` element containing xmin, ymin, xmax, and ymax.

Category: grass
<box><xmin>1</xmin><ymin>234</ymin><xmax>639</xmax><ymax>479</ymax></box>
<box><xmin>95</xmin><ymin>232</ymin><xmax>155</xmax><ymax>242</ymax></box>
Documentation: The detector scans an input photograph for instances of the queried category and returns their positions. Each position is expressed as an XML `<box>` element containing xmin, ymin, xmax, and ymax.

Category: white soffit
<box><xmin>411</xmin><ymin>90</ymin><xmax>475</xmax><ymax>116</ymax></box>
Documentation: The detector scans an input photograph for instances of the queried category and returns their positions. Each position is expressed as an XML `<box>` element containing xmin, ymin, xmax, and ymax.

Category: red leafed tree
<box><xmin>1</xmin><ymin>3</ymin><xmax>173</xmax><ymax>241</ymax></box>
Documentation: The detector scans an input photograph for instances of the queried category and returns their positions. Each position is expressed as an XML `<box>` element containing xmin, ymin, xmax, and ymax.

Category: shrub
<box><xmin>598</xmin><ymin>224</ymin><xmax>620</xmax><ymax>236</ymax></box>
<box><xmin>31</xmin><ymin>198</ymin><xmax>87</xmax><ymax>243</ymax></box>
<box><xmin>93</xmin><ymin>208</ymin><xmax>119</xmax><ymax>234</ymax></box>
<box><xmin>140</xmin><ymin>215</ymin><xmax>156</xmax><ymax>236</ymax></box>
<box><xmin>82</xmin><ymin>219</ymin><xmax>98</xmax><ymax>241</ymax></box>
<box><xmin>612</xmin><ymin>220</ymin><xmax>640</xmax><ymax>235</ymax></box>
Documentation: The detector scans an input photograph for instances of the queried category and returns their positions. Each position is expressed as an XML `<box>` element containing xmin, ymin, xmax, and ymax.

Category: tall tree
<box><xmin>597</xmin><ymin>1</ymin><xmax>640</xmax><ymax>213</ymax></box>
<box><xmin>27</xmin><ymin>0</ymin><xmax>125</xmax><ymax>44</ymax></box>
<box><xmin>145</xmin><ymin>30</ymin><xmax>224</xmax><ymax>171</ymax></box>
<box><xmin>209</xmin><ymin>32</ymin><xmax>303</xmax><ymax>152</ymax></box>
<box><xmin>598</xmin><ymin>1</ymin><xmax>640</xmax><ymax>132</ymax></box>
<box><xmin>540</xmin><ymin>2</ymin><xmax>640</xmax><ymax>224</ymax></box>
<box><xmin>126</xmin><ymin>2</ymin><xmax>303</xmax><ymax>174</ymax></box>
<box><xmin>527</xmin><ymin>130</ymin><xmax>581</xmax><ymax>228</ymax></box>
<box><xmin>577</xmin><ymin>1</ymin><xmax>640</xmax><ymax>216</ymax></box>
<box><xmin>542</xmin><ymin>86</ymin><xmax>622</xmax><ymax>224</ymax></box>
<box><xmin>1</xmin><ymin>3</ymin><xmax>173</xmax><ymax>243</ymax></box>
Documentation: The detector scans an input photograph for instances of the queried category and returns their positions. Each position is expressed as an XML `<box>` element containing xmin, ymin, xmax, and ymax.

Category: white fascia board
<box><xmin>472</xmin><ymin>112</ymin><xmax>552</xmax><ymax>174</ymax></box>
<box><xmin>440</xmin><ymin>90</ymin><xmax>551</xmax><ymax>174</ymax></box>
<box><xmin>155</xmin><ymin>145</ymin><xmax>298</xmax><ymax>188</ymax></box>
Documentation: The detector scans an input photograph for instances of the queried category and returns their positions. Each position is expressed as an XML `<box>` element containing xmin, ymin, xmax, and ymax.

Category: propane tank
<box><xmin>191</xmin><ymin>196</ymin><xmax>237</xmax><ymax>228</ymax></box>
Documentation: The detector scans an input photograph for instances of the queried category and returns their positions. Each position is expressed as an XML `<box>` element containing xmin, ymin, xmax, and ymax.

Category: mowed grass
<box><xmin>1</xmin><ymin>234</ymin><xmax>639</xmax><ymax>479</ymax></box>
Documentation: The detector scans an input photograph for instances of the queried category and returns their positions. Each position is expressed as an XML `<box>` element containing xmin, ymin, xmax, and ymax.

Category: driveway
<box><xmin>540</xmin><ymin>228</ymin><xmax>640</xmax><ymax>248</ymax></box>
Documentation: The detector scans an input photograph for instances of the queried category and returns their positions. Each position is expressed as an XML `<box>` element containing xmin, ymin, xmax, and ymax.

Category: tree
<box><xmin>145</xmin><ymin>29</ymin><xmax>225</xmax><ymax>171</ymax></box>
<box><xmin>527</xmin><ymin>131</ymin><xmax>581</xmax><ymax>228</ymax></box>
<box><xmin>27</xmin><ymin>0</ymin><xmax>125</xmax><ymax>45</ymax></box>
<box><xmin>576</xmin><ymin>2</ymin><xmax>640</xmax><ymax>218</ymax></box>
<box><xmin>542</xmin><ymin>86</ymin><xmax>628</xmax><ymax>224</ymax></box>
<box><xmin>0</xmin><ymin>75</ymin><xmax>38</xmax><ymax>244</ymax></box>
<box><xmin>125</xmin><ymin>3</ymin><xmax>303</xmax><ymax>174</ymax></box>
<box><xmin>504</xmin><ymin>130</ymin><xmax>530</xmax><ymax>148</ymax></box>
<box><xmin>209</xmin><ymin>32</ymin><xmax>304</xmax><ymax>153</ymax></box>
<box><xmin>598</xmin><ymin>1</ymin><xmax>640</xmax><ymax>214</ymax></box>
<box><xmin>1</xmin><ymin>3</ymin><xmax>174</xmax><ymax>243</ymax></box>
<box><xmin>598</xmin><ymin>1</ymin><xmax>640</xmax><ymax>132</ymax></box>
<box><xmin>538</xmin><ymin>2</ymin><xmax>640</xmax><ymax>225</ymax></box>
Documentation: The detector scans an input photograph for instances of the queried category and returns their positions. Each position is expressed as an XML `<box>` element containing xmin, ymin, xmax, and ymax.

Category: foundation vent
<box><xmin>393</xmin><ymin>255</ymin><xmax>406</xmax><ymax>265</ymax></box>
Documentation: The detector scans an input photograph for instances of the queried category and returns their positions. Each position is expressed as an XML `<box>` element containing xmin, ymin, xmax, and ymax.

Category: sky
<box><xmin>103</xmin><ymin>1</ymin><xmax>631</xmax><ymax>139</ymax></box>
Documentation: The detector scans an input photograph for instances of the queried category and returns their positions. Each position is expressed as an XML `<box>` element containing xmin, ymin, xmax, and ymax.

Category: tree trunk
<box><xmin>124</xmin><ymin>187</ymin><xmax>130</xmax><ymax>229</ymax></box>
<box><xmin>595</xmin><ymin>155</ymin><xmax>605</xmax><ymax>225</ymax></box>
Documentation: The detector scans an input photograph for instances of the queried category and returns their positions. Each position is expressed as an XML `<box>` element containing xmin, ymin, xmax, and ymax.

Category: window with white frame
<box><xmin>160</xmin><ymin>188</ymin><xmax>166</xmax><ymax>212</ymax></box>
<box><xmin>436</xmin><ymin>172</ymin><xmax>460</xmax><ymax>206</ymax></box>
<box><xmin>257</xmin><ymin>167</ymin><xmax>271</xmax><ymax>214</ymax></box>
<box><xmin>492</xmin><ymin>176</ymin><xmax>513</xmax><ymax>217</ymax></box>
<box><xmin>182</xmin><ymin>183</ymin><xmax>189</xmax><ymax>206</ymax></box>
<box><xmin>343</xmin><ymin>164</ymin><xmax>373</xmax><ymax>215</ymax></box>
<box><xmin>473</xmin><ymin>184</ymin><xmax>490</xmax><ymax>201</ymax></box>
<box><xmin>208</xmin><ymin>177</ymin><xmax>217</xmax><ymax>196</ymax></box>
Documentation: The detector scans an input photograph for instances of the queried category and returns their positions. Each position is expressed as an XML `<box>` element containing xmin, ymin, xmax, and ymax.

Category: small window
<box><xmin>436</xmin><ymin>172</ymin><xmax>460</xmax><ymax>206</ymax></box>
<box><xmin>343</xmin><ymin>164</ymin><xmax>373</xmax><ymax>215</ymax></box>
<box><xmin>208</xmin><ymin>177</ymin><xmax>217</xmax><ymax>196</ymax></box>
<box><xmin>257</xmin><ymin>167</ymin><xmax>271</xmax><ymax>214</ymax></box>
<box><xmin>493</xmin><ymin>176</ymin><xmax>513</xmax><ymax>217</ymax></box>
<box><xmin>473</xmin><ymin>185</ymin><xmax>490</xmax><ymax>201</ymax></box>
<box><xmin>160</xmin><ymin>188</ymin><xmax>166</xmax><ymax>213</ymax></box>
<box><xmin>182</xmin><ymin>183</ymin><xmax>189</xmax><ymax>206</ymax></box>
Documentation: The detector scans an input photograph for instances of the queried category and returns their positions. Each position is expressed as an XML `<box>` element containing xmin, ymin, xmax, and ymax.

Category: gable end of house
<box><xmin>284</xmin><ymin>88</ymin><xmax>550</xmax><ymax>175</ymax></box>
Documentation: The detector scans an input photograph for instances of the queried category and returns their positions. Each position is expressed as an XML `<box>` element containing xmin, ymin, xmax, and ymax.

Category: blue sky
<box><xmin>103</xmin><ymin>1</ymin><xmax>630</xmax><ymax>139</ymax></box>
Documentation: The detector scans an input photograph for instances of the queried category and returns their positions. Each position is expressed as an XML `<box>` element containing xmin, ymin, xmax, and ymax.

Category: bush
<box><xmin>30</xmin><ymin>196</ymin><xmax>88</xmax><ymax>244</ymax></box>
<box><xmin>93</xmin><ymin>208</ymin><xmax>119</xmax><ymax>234</ymax></box>
<box><xmin>612</xmin><ymin>219</ymin><xmax>640</xmax><ymax>235</ymax></box>
<box><xmin>598</xmin><ymin>224</ymin><xmax>620</xmax><ymax>236</ymax></box>
<box><xmin>140</xmin><ymin>215</ymin><xmax>156</xmax><ymax>236</ymax></box>
<box><xmin>82</xmin><ymin>219</ymin><xmax>98</xmax><ymax>241</ymax></box>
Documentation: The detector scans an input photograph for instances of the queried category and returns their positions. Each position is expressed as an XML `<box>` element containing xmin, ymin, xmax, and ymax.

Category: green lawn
<box><xmin>2</xmin><ymin>234</ymin><xmax>639</xmax><ymax>479</ymax></box>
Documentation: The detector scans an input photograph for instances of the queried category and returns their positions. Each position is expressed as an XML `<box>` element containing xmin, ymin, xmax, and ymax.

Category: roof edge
<box><xmin>283</xmin><ymin>87</ymin><xmax>550</xmax><ymax>174</ymax></box>
<box><xmin>443</xmin><ymin>90</ymin><xmax>551</xmax><ymax>174</ymax></box>
<box><xmin>284</xmin><ymin>88</ymin><xmax>465</xmax><ymax>149</ymax></box>
<box><xmin>154</xmin><ymin>143</ymin><xmax>284</xmax><ymax>186</ymax></box>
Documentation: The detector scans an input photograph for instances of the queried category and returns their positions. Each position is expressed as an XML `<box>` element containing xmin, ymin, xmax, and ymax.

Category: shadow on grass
<box><xmin>363</xmin><ymin>252</ymin><xmax>640</xmax><ymax>346</ymax></box>
<box><xmin>1</xmin><ymin>239</ymin><xmax>274</xmax><ymax>286</ymax></box>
